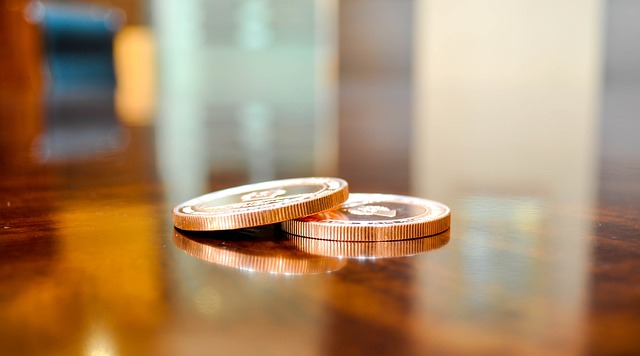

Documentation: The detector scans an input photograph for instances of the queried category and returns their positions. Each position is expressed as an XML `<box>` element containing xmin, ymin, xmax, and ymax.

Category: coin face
<box><xmin>281</xmin><ymin>193</ymin><xmax>451</xmax><ymax>241</ymax></box>
<box><xmin>173</xmin><ymin>177</ymin><xmax>349</xmax><ymax>231</ymax></box>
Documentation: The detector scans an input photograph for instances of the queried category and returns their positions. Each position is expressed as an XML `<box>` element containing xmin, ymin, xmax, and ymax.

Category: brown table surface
<box><xmin>2</xmin><ymin>1</ymin><xmax>640</xmax><ymax>353</ymax></box>
<box><xmin>2</xmin><ymin>18</ymin><xmax>640</xmax><ymax>351</ymax></box>
<box><xmin>2</xmin><ymin>103</ymin><xmax>639</xmax><ymax>355</ymax></box>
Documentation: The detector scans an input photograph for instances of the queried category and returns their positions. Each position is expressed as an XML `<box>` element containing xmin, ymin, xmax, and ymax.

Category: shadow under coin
<box><xmin>284</xmin><ymin>229</ymin><xmax>450</xmax><ymax>259</ymax></box>
<box><xmin>172</xmin><ymin>226</ymin><xmax>347</xmax><ymax>275</ymax></box>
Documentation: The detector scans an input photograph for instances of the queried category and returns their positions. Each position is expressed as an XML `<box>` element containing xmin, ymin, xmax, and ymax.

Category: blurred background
<box><xmin>2</xmin><ymin>0</ymin><xmax>639</xmax><ymax>191</ymax></box>
<box><xmin>2</xmin><ymin>0</ymin><xmax>639</xmax><ymax>195</ymax></box>
<box><xmin>1</xmin><ymin>0</ymin><xmax>640</xmax><ymax>354</ymax></box>
<box><xmin>2</xmin><ymin>1</ymin><xmax>639</xmax><ymax>246</ymax></box>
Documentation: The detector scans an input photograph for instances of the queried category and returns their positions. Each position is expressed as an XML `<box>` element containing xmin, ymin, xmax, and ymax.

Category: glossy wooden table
<box><xmin>4</xmin><ymin>34</ymin><xmax>640</xmax><ymax>355</ymax></box>
<box><xmin>2</xmin><ymin>102</ymin><xmax>639</xmax><ymax>356</ymax></box>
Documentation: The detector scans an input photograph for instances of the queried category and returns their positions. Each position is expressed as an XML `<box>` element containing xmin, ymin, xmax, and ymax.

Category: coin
<box><xmin>284</xmin><ymin>230</ymin><xmax>450</xmax><ymax>259</ymax></box>
<box><xmin>281</xmin><ymin>193</ymin><xmax>450</xmax><ymax>241</ymax></box>
<box><xmin>173</xmin><ymin>228</ymin><xmax>347</xmax><ymax>274</ymax></box>
<box><xmin>173</xmin><ymin>177</ymin><xmax>349</xmax><ymax>231</ymax></box>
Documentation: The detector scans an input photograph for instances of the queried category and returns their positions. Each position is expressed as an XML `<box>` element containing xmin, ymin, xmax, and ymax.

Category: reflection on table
<box><xmin>173</xmin><ymin>226</ymin><xmax>451</xmax><ymax>275</ymax></box>
<box><xmin>173</xmin><ymin>227</ymin><xmax>346</xmax><ymax>275</ymax></box>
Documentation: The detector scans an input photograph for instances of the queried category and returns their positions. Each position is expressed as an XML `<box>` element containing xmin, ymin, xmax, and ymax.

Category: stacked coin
<box><xmin>173</xmin><ymin>177</ymin><xmax>349</xmax><ymax>231</ymax></box>
<box><xmin>172</xmin><ymin>177</ymin><xmax>450</xmax><ymax>242</ymax></box>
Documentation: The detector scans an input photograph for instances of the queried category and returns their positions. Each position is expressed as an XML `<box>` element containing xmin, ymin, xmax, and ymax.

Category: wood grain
<box><xmin>1</xmin><ymin>3</ymin><xmax>639</xmax><ymax>354</ymax></box>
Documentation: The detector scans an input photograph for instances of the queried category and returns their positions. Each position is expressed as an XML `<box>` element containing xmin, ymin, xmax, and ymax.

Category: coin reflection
<box><xmin>173</xmin><ymin>227</ymin><xmax>346</xmax><ymax>274</ymax></box>
<box><xmin>285</xmin><ymin>230</ymin><xmax>450</xmax><ymax>259</ymax></box>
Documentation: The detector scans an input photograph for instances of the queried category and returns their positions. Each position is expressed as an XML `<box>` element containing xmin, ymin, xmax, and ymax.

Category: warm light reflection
<box><xmin>114</xmin><ymin>26</ymin><xmax>157</xmax><ymax>126</ymax></box>
<box><xmin>55</xmin><ymin>202</ymin><xmax>165</xmax><ymax>354</ymax></box>
<box><xmin>85</xmin><ymin>323</ymin><xmax>116</xmax><ymax>356</ymax></box>
<box><xmin>0</xmin><ymin>198</ymin><xmax>165</xmax><ymax>354</ymax></box>
<box><xmin>173</xmin><ymin>228</ymin><xmax>347</xmax><ymax>275</ymax></box>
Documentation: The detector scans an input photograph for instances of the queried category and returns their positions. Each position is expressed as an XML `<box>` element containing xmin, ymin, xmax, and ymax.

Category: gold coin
<box><xmin>173</xmin><ymin>177</ymin><xmax>349</xmax><ymax>231</ymax></box>
<box><xmin>281</xmin><ymin>193</ymin><xmax>450</xmax><ymax>241</ymax></box>
<box><xmin>284</xmin><ymin>230</ymin><xmax>450</xmax><ymax>259</ymax></box>
<box><xmin>172</xmin><ymin>228</ymin><xmax>346</xmax><ymax>274</ymax></box>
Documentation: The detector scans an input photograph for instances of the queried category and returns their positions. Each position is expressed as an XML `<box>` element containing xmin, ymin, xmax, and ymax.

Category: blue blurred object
<box><xmin>28</xmin><ymin>2</ymin><xmax>127</xmax><ymax>161</ymax></box>
<box><xmin>37</xmin><ymin>3</ymin><xmax>123</xmax><ymax>94</ymax></box>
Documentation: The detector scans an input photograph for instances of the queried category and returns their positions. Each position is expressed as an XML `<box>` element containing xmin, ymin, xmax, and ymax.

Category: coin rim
<box><xmin>172</xmin><ymin>177</ymin><xmax>349</xmax><ymax>231</ymax></box>
<box><xmin>285</xmin><ymin>230</ymin><xmax>450</xmax><ymax>258</ymax></box>
<box><xmin>281</xmin><ymin>193</ymin><xmax>451</xmax><ymax>242</ymax></box>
